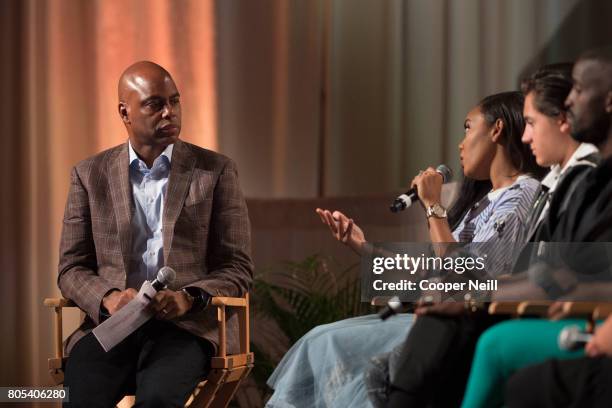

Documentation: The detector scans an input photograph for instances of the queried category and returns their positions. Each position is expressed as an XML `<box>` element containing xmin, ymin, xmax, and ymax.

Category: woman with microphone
<box><xmin>266</xmin><ymin>91</ymin><xmax>545</xmax><ymax>408</ymax></box>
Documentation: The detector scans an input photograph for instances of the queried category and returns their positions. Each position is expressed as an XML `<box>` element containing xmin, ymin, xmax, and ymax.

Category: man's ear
<box><xmin>605</xmin><ymin>90</ymin><xmax>612</xmax><ymax>114</ymax></box>
<box><xmin>491</xmin><ymin>118</ymin><xmax>504</xmax><ymax>143</ymax></box>
<box><xmin>558</xmin><ymin>111</ymin><xmax>571</xmax><ymax>134</ymax></box>
<box><xmin>118</xmin><ymin>102</ymin><xmax>130</xmax><ymax>124</ymax></box>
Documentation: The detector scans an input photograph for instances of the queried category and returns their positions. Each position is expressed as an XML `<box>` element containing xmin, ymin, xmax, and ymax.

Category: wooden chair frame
<box><xmin>44</xmin><ymin>295</ymin><xmax>254</xmax><ymax>408</ymax></box>
<box><xmin>488</xmin><ymin>301</ymin><xmax>612</xmax><ymax>333</ymax></box>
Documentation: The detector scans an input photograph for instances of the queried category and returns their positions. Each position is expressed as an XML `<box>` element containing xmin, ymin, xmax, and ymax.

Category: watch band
<box><xmin>182</xmin><ymin>287</ymin><xmax>211</xmax><ymax>313</ymax></box>
<box><xmin>181</xmin><ymin>288</ymin><xmax>196</xmax><ymax>309</ymax></box>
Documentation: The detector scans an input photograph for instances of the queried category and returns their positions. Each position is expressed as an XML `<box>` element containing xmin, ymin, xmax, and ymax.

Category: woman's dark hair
<box><xmin>479</xmin><ymin>91</ymin><xmax>547</xmax><ymax>179</ymax></box>
<box><xmin>447</xmin><ymin>176</ymin><xmax>492</xmax><ymax>230</ymax></box>
<box><xmin>520</xmin><ymin>62</ymin><xmax>574</xmax><ymax>117</ymax></box>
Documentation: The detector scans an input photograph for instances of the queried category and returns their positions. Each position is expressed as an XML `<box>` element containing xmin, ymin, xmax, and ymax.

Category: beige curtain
<box><xmin>218</xmin><ymin>0</ymin><xmax>598</xmax><ymax>198</ymax></box>
<box><xmin>1</xmin><ymin>0</ymin><xmax>610</xmax><ymax>398</ymax></box>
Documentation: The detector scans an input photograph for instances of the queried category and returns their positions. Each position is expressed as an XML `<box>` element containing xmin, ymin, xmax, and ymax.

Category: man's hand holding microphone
<box><xmin>101</xmin><ymin>266</ymin><xmax>194</xmax><ymax>320</ymax></box>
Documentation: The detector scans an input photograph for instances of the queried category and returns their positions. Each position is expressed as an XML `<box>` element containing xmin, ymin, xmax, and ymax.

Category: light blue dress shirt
<box><xmin>127</xmin><ymin>142</ymin><xmax>173</xmax><ymax>289</ymax></box>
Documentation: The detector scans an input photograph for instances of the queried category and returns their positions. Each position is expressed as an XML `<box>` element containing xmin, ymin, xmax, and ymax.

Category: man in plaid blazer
<box><xmin>58</xmin><ymin>61</ymin><xmax>253</xmax><ymax>406</ymax></box>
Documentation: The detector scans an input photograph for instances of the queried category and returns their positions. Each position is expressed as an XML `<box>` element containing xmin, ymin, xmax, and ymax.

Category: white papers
<box><xmin>92</xmin><ymin>281</ymin><xmax>157</xmax><ymax>352</ymax></box>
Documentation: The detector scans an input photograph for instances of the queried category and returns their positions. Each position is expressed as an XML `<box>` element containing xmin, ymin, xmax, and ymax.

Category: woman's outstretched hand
<box><xmin>316</xmin><ymin>208</ymin><xmax>366</xmax><ymax>255</ymax></box>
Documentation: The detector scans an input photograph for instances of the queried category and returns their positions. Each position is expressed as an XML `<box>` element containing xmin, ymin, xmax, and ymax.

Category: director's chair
<box><xmin>489</xmin><ymin>301</ymin><xmax>612</xmax><ymax>333</ymax></box>
<box><xmin>44</xmin><ymin>295</ymin><xmax>254</xmax><ymax>408</ymax></box>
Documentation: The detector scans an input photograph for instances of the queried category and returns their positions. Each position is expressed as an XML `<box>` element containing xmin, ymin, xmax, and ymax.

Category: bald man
<box><xmin>58</xmin><ymin>61</ymin><xmax>253</xmax><ymax>407</ymax></box>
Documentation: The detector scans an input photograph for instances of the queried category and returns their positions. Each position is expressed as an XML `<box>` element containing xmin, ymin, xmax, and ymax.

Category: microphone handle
<box><xmin>390</xmin><ymin>190</ymin><xmax>418</xmax><ymax>212</ymax></box>
<box><xmin>378</xmin><ymin>307</ymin><xmax>396</xmax><ymax>320</ymax></box>
<box><xmin>574</xmin><ymin>332</ymin><xmax>593</xmax><ymax>344</ymax></box>
<box><xmin>378</xmin><ymin>302</ymin><xmax>418</xmax><ymax>320</ymax></box>
<box><xmin>559</xmin><ymin>326</ymin><xmax>593</xmax><ymax>350</ymax></box>
<box><xmin>390</xmin><ymin>169</ymin><xmax>446</xmax><ymax>213</ymax></box>
<box><xmin>151</xmin><ymin>280</ymin><xmax>166</xmax><ymax>291</ymax></box>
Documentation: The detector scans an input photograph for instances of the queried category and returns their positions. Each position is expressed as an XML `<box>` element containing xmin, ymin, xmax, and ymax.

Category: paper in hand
<box><xmin>92</xmin><ymin>281</ymin><xmax>157</xmax><ymax>352</ymax></box>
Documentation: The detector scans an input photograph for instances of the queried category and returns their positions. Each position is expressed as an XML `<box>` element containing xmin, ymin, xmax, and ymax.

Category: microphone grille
<box><xmin>558</xmin><ymin>325</ymin><xmax>580</xmax><ymax>350</ymax></box>
<box><xmin>157</xmin><ymin>266</ymin><xmax>176</xmax><ymax>285</ymax></box>
<box><xmin>436</xmin><ymin>164</ymin><xmax>453</xmax><ymax>183</ymax></box>
<box><xmin>387</xmin><ymin>296</ymin><xmax>402</xmax><ymax>312</ymax></box>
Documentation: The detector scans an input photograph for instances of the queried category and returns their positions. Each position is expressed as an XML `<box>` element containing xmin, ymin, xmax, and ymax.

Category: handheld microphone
<box><xmin>93</xmin><ymin>266</ymin><xmax>178</xmax><ymax>352</ymax></box>
<box><xmin>151</xmin><ymin>266</ymin><xmax>176</xmax><ymax>291</ymax></box>
<box><xmin>377</xmin><ymin>296</ymin><xmax>434</xmax><ymax>320</ymax></box>
<box><xmin>558</xmin><ymin>325</ymin><xmax>592</xmax><ymax>350</ymax></box>
<box><xmin>378</xmin><ymin>296</ymin><xmax>404</xmax><ymax>320</ymax></box>
<box><xmin>390</xmin><ymin>164</ymin><xmax>453</xmax><ymax>213</ymax></box>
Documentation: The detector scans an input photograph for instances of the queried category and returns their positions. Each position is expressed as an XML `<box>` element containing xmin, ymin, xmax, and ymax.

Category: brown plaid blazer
<box><xmin>58</xmin><ymin>139</ymin><xmax>253</xmax><ymax>355</ymax></box>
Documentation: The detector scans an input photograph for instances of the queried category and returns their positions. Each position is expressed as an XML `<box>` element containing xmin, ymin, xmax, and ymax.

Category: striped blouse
<box><xmin>451</xmin><ymin>175</ymin><xmax>541</xmax><ymax>277</ymax></box>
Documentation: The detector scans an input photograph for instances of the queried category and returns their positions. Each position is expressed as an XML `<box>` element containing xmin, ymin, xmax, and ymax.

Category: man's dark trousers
<box><xmin>64</xmin><ymin>319</ymin><xmax>214</xmax><ymax>408</ymax></box>
<box><xmin>387</xmin><ymin>312</ymin><xmax>504</xmax><ymax>408</ymax></box>
<box><xmin>506</xmin><ymin>356</ymin><xmax>612</xmax><ymax>408</ymax></box>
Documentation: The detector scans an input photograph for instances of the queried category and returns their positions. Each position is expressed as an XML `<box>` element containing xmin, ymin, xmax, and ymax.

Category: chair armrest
<box><xmin>560</xmin><ymin>302</ymin><xmax>601</xmax><ymax>317</ymax></box>
<box><xmin>210</xmin><ymin>297</ymin><xmax>247</xmax><ymax>307</ymax></box>
<box><xmin>43</xmin><ymin>297</ymin><xmax>77</xmax><ymax>366</ymax></box>
<box><xmin>44</xmin><ymin>298</ymin><xmax>76</xmax><ymax>308</ymax></box>
<box><xmin>490</xmin><ymin>301</ymin><xmax>605</xmax><ymax>319</ymax></box>
<box><xmin>517</xmin><ymin>301</ymin><xmax>552</xmax><ymax>316</ymax></box>
<box><xmin>488</xmin><ymin>301</ymin><xmax>521</xmax><ymax>315</ymax></box>
<box><xmin>209</xmin><ymin>294</ymin><xmax>251</xmax><ymax>362</ymax></box>
<box><xmin>594</xmin><ymin>303</ymin><xmax>612</xmax><ymax>320</ymax></box>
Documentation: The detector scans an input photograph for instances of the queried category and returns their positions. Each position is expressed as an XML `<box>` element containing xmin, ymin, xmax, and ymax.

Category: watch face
<box><xmin>430</xmin><ymin>203</ymin><xmax>447</xmax><ymax>218</ymax></box>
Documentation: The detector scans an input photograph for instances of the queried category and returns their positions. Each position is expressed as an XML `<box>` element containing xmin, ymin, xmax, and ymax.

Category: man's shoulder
<box><xmin>180</xmin><ymin>140</ymin><xmax>234</xmax><ymax>171</ymax></box>
<box><xmin>73</xmin><ymin>143</ymin><xmax>125</xmax><ymax>173</ymax></box>
<box><xmin>559</xmin><ymin>161</ymin><xmax>596</xmax><ymax>186</ymax></box>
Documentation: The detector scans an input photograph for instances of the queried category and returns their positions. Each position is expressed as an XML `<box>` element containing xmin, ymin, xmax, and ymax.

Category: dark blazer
<box><xmin>532</xmin><ymin>152</ymin><xmax>600</xmax><ymax>242</ymax></box>
<box><xmin>58</xmin><ymin>139</ymin><xmax>253</xmax><ymax>355</ymax></box>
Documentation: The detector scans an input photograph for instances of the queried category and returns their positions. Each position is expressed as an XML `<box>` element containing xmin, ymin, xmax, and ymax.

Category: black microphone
<box><xmin>390</xmin><ymin>164</ymin><xmax>453</xmax><ymax>213</ymax></box>
<box><xmin>151</xmin><ymin>266</ymin><xmax>176</xmax><ymax>291</ymax></box>
<box><xmin>558</xmin><ymin>325</ymin><xmax>592</xmax><ymax>351</ymax></box>
<box><xmin>378</xmin><ymin>296</ymin><xmax>434</xmax><ymax>320</ymax></box>
<box><xmin>378</xmin><ymin>297</ymin><xmax>404</xmax><ymax>320</ymax></box>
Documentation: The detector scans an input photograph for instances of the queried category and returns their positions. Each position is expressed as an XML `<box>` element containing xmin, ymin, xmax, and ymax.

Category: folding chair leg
<box><xmin>189</xmin><ymin>369</ymin><xmax>229</xmax><ymax>408</ymax></box>
<box><xmin>209</xmin><ymin>365</ymin><xmax>253</xmax><ymax>408</ymax></box>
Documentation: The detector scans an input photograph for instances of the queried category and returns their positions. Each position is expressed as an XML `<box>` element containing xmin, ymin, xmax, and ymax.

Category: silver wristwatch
<box><xmin>426</xmin><ymin>203</ymin><xmax>447</xmax><ymax>219</ymax></box>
